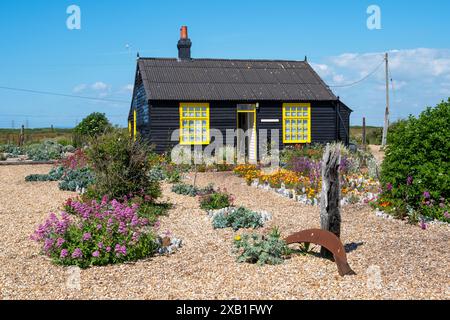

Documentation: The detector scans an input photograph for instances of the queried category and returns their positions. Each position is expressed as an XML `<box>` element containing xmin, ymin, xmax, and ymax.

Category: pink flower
<box><xmin>56</xmin><ymin>238</ymin><xmax>65</xmax><ymax>248</ymax></box>
<box><xmin>72</xmin><ymin>248</ymin><xmax>83</xmax><ymax>259</ymax></box>
<box><xmin>92</xmin><ymin>251</ymin><xmax>100</xmax><ymax>258</ymax></box>
<box><xmin>423</xmin><ymin>191</ymin><xmax>431</xmax><ymax>199</ymax></box>
<box><xmin>60</xmin><ymin>249</ymin><xmax>68</xmax><ymax>258</ymax></box>
<box><xmin>82</xmin><ymin>233</ymin><xmax>92</xmax><ymax>241</ymax></box>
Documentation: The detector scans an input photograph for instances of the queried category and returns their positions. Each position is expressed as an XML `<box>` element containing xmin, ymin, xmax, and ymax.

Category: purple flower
<box><xmin>96</xmin><ymin>224</ymin><xmax>102</xmax><ymax>230</ymax></box>
<box><xmin>60</xmin><ymin>249</ymin><xmax>68</xmax><ymax>258</ymax></box>
<box><xmin>439</xmin><ymin>203</ymin><xmax>445</xmax><ymax>208</ymax></box>
<box><xmin>386</xmin><ymin>183</ymin><xmax>393</xmax><ymax>191</ymax></box>
<box><xmin>82</xmin><ymin>232</ymin><xmax>92</xmax><ymax>241</ymax></box>
<box><xmin>92</xmin><ymin>251</ymin><xmax>100</xmax><ymax>258</ymax></box>
<box><xmin>98</xmin><ymin>242</ymin><xmax>104</xmax><ymax>249</ymax></box>
<box><xmin>423</xmin><ymin>191</ymin><xmax>431</xmax><ymax>199</ymax></box>
<box><xmin>420</xmin><ymin>219</ymin><xmax>427</xmax><ymax>230</ymax></box>
<box><xmin>406</xmin><ymin>176</ymin><xmax>413</xmax><ymax>186</ymax></box>
<box><xmin>72</xmin><ymin>248</ymin><xmax>83</xmax><ymax>259</ymax></box>
<box><xmin>106</xmin><ymin>246</ymin><xmax>111</xmax><ymax>253</ymax></box>
<box><xmin>114</xmin><ymin>244</ymin><xmax>127</xmax><ymax>257</ymax></box>
<box><xmin>56</xmin><ymin>238</ymin><xmax>65</xmax><ymax>248</ymax></box>
<box><xmin>444</xmin><ymin>212</ymin><xmax>450</xmax><ymax>219</ymax></box>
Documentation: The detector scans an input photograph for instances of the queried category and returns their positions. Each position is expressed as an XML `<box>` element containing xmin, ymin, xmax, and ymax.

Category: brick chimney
<box><xmin>177</xmin><ymin>26</ymin><xmax>192</xmax><ymax>60</ymax></box>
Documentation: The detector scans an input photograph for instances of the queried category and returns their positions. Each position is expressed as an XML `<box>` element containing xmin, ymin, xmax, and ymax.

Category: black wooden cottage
<box><xmin>128</xmin><ymin>26</ymin><xmax>352</xmax><ymax>160</ymax></box>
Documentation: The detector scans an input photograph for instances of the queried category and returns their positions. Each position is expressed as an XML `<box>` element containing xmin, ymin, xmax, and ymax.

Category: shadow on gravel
<box><xmin>344</xmin><ymin>242</ymin><xmax>365</xmax><ymax>253</ymax></box>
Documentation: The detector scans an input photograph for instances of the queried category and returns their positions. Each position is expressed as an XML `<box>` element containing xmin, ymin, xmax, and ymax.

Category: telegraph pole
<box><xmin>382</xmin><ymin>52</ymin><xmax>390</xmax><ymax>147</ymax></box>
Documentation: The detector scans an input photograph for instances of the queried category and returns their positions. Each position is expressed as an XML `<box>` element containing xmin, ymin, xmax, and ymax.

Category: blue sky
<box><xmin>0</xmin><ymin>0</ymin><xmax>449</xmax><ymax>128</ymax></box>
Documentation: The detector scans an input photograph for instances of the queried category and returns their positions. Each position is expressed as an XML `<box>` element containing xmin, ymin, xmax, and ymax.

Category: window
<box><xmin>282</xmin><ymin>103</ymin><xmax>311</xmax><ymax>143</ymax></box>
<box><xmin>179</xmin><ymin>103</ymin><xmax>210</xmax><ymax>145</ymax></box>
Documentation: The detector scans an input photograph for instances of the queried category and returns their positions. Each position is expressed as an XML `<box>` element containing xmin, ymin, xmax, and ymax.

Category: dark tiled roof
<box><xmin>138</xmin><ymin>58</ymin><xmax>337</xmax><ymax>101</ymax></box>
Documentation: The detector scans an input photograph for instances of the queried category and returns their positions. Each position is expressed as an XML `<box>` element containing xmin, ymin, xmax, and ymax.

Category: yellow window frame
<box><xmin>282</xmin><ymin>103</ymin><xmax>311</xmax><ymax>144</ymax></box>
<box><xmin>179</xmin><ymin>103</ymin><xmax>210</xmax><ymax>145</ymax></box>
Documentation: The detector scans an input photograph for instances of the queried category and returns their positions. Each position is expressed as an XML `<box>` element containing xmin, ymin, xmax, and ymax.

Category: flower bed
<box><xmin>31</xmin><ymin>197</ymin><xmax>159</xmax><ymax>268</ymax></box>
<box><xmin>234</xmin><ymin>162</ymin><xmax>380</xmax><ymax>207</ymax></box>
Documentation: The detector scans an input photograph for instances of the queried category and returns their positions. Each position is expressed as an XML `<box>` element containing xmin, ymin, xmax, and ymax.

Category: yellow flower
<box><xmin>234</xmin><ymin>235</ymin><xmax>241</xmax><ymax>241</ymax></box>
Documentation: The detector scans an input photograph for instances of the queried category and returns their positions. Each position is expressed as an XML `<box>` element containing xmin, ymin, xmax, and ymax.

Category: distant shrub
<box><xmin>25</xmin><ymin>166</ymin><xmax>65</xmax><ymax>182</ymax></box>
<box><xmin>378</xmin><ymin>99</ymin><xmax>450</xmax><ymax>221</ymax></box>
<box><xmin>0</xmin><ymin>144</ymin><xmax>23</xmax><ymax>157</ymax></box>
<box><xmin>73</xmin><ymin>112</ymin><xmax>111</xmax><ymax>147</ymax></box>
<box><xmin>86</xmin><ymin>129</ymin><xmax>161</xmax><ymax>201</ymax></box>
<box><xmin>212</xmin><ymin>207</ymin><xmax>264</xmax><ymax>231</ymax></box>
<box><xmin>233</xmin><ymin>227</ymin><xmax>290</xmax><ymax>266</ymax></box>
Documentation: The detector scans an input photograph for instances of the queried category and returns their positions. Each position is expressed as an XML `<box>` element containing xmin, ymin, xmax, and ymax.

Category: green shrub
<box><xmin>199</xmin><ymin>190</ymin><xmax>233</xmax><ymax>211</ymax></box>
<box><xmin>379</xmin><ymin>98</ymin><xmax>450</xmax><ymax>221</ymax></box>
<box><xmin>233</xmin><ymin>227</ymin><xmax>291</xmax><ymax>266</ymax></box>
<box><xmin>212</xmin><ymin>207</ymin><xmax>264</xmax><ymax>231</ymax></box>
<box><xmin>86</xmin><ymin>129</ymin><xmax>161</xmax><ymax>201</ymax></box>
<box><xmin>73</xmin><ymin>112</ymin><xmax>112</xmax><ymax>147</ymax></box>
<box><xmin>0</xmin><ymin>144</ymin><xmax>23</xmax><ymax>157</ymax></box>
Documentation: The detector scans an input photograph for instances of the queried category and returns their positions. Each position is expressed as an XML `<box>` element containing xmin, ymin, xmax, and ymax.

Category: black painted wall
<box><xmin>142</xmin><ymin>100</ymin><xmax>351</xmax><ymax>154</ymax></box>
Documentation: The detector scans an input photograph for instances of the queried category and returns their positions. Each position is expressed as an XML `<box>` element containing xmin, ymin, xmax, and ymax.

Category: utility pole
<box><xmin>382</xmin><ymin>52</ymin><xmax>390</xmax><ymax>147</ymax></box>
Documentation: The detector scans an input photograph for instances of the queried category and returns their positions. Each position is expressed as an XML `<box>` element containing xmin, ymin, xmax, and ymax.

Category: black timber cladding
<box><xmin>147</xmin><ymin>100</ymin><xmax>343</xmax><ymax>154</ymax></box>
<box><xmin>138</xmin><ymin>58</ymin><xmax>337</xmax><ymax>101</ymax></box>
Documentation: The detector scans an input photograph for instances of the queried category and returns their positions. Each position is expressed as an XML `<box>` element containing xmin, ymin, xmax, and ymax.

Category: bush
<box><xmin>31</xmin><ymin>198</ymin><xmax>159</xmax><ymax>268</ymax></box>
<box><xmin>73</xmin><ymin>113</ymin><xmax>111</xmax><ymax>147</ymax></box>
<box><xmin>233</xmin><ymin>228</ymin><xmax>290</xmax><ymax>266</ymax></box>
<box><xmin>379</xmin><ymin>99</ymin><xmax>450</xmax><ymax>221</ymax></box>
<box><xmin>212</xmin><ymin>207</ymin><xmax>264</xmax><ymax>231</ymax></box>
<box><xmin>199</xmin><ymin>190</ymin><xmax>233</xmax><ymax>211</ymax></box>
<box><xmin>86</xmin><ymin>129</ymin><xmax>161</xmax><ymax>201</ymax></box>
<box><xmin>0</xmin><ymin>144</ymin><xmax>23</xmax><ymax>157</ymax></box>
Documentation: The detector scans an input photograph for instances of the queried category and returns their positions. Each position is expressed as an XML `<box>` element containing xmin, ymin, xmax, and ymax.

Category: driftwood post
<box><xmin>362</xmin><ymin>117</ymin><xmax>366</xmax><ymax>151</ymax></box>
<box><xmin>320</xmin><ymin>143</ymin><xmax>342</xmax><ymax>258</ymax></box>
<box><xmin>19</xmin><ymin>125</ymin><xmax>25</xmax><ymax>147</ymax></box>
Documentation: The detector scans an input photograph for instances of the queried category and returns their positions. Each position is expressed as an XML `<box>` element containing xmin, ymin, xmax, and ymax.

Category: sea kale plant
<box><xmin>233</xmin><ymin>227</ymin><xmax>291</xmax><ymax>266</ymax></box>
<box><xmin>212</xmin><ymin>207</ymin><xmax>265</xmax><ymax>231</ymax></box>
<box><xmin>171</xmin><ymin>183</ymin><xmax>214</xmax><ymax>197</ymax></box>
<box><xmin>31</xmin><ymin>197</ymin><xmax>159</xmax><ymax>268</ymax></box>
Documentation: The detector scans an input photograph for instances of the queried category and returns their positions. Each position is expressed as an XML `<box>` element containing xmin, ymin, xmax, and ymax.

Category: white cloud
<box><xmin>311</xmin><ymin>48</ymin><xmax>450</xmax><ymax>125</ymax></box>
<box><xmin>91</xmin><ymin>82</ymin><xmax>109</xmax><ymax>91</ymax></box>
<box><xmin>73</xmin><ymin>84</ymin><xmax>87</xmax><ymax>93</ymax></box>
<box><xmin>120</xmin><ymin>84</ymin><xmax>134</xmax><ymax>94</ymax></box>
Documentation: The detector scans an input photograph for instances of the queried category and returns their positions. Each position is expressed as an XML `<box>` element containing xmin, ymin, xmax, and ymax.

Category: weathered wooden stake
<box><xmin>362</xmin><ymin>117</ymin><xmax>366</xmax><ymax>151</ymax></box>
<box><xmin>19</xmin><ymin>125</ymin><xmax>25</xmax><ymax>147</ymax></box>
<box><xmin>320</xmin><ymin>143</ymin><xmax>342</xmax><ymax>258</ymax></box>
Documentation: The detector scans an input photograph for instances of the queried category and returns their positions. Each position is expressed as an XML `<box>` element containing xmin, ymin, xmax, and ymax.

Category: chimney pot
<box><xmin>177</xmin><ymin>26</ymin><xmax>192</xmax><ymax>60</ymax></box>
<box><xmin>180</xmin><ymin>26</ymin><xmax>188</xmax><ymax>40</ymax></box>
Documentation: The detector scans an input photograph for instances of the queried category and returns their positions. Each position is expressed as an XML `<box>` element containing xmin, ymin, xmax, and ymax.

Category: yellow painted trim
<box><xmin>133</xmin><ymin>109</ymin><xmax>137</xmax><ymax>141</ymax></box>
<box><xmin>128</xmin><ymin>120</ymin><xmax>132</xmax><ymax>138</ymax></box>
<box><xmin>236</xmin><ymin>106</ymin><xmax>257</xmax><ymax>160</ymax></box>
<box><xmin>179</xmin><ymin>103</ymin><xmax>210</xmax><ymax>145</ymax></box>
<box><xmin>282</xmin><ymin>103</ymin><xmax>311</xmax><ymax>144</ymax></box>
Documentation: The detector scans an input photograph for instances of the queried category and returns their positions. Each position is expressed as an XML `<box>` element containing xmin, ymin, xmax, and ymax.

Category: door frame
<box><xmin>236</xmin><ymin>104</ymin><xmax>257</xmax><ymax>162</ymax></box>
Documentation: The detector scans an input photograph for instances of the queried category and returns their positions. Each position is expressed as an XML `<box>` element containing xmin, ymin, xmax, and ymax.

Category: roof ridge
<box><xmin>139</xmin><ymin>57</ymin><xmax>308</xmax><ymax>63</ymax></box>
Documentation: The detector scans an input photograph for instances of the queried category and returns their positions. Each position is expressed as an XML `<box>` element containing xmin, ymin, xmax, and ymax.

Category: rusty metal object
<box><xmin>285</xmin><ymin>229</ymin><xmax>356</xmax><ymax>277</ymax></box>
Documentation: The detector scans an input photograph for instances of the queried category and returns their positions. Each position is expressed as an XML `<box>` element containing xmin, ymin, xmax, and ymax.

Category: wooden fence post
<box><xmin>362</xmin><ymin>117</ymin><xmax>366</xmax><ymax>151</ymax></box>
<box><xmin>320</xmin><ymin>143</ymin><xmax>342</xmax><ymax>258</ymax></box>
<box><xmin>19</xmin><ymin>125</ymin><xmax>25</xmax><ymax>147</ymax></box>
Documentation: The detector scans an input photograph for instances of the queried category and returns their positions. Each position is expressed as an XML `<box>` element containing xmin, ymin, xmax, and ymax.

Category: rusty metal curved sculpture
<box><xmin>285</xmin><ymin>229</ymin><xmax>356</xmax><ymax>277</ymax></box>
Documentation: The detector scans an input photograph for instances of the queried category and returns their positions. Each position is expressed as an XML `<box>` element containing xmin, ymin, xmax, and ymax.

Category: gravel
<box><xmin>0</xmin><ymin>166</ymin><xmax>449</xmax><ymax>300</ymax></box>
